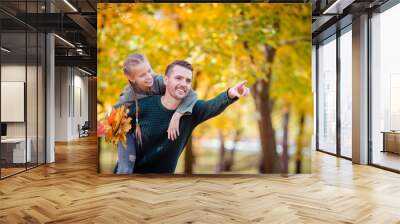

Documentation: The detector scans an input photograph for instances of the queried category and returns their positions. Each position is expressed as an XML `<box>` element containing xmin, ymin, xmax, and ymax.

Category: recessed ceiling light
<box><xmin>1</xmin><ymin>47</ymin><xmax>11</xmax><ymax>53</ymax></box>
<box><xmin>63</xmin><ymin>0</ymin><xmax>78</xmax><ymax>12</ymax></box>
<box><xmin>322</xmin><ymin>0</ymin><xmax>355</xmax><ymax>15</ymax></box>
<box><xmin>78</xmin><ymin>67</ymin><xmax>92</xmax><ymax>76</ymax></box>
<box><xmin>54</xmin><ymin>34</ymin><xmax>75</xmax><ymax>48</ymax></box>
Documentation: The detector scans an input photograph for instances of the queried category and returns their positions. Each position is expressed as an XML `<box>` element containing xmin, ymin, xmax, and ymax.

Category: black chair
<box><xmin>78</xmin><ymin>121</ymin><xmax>90</xmax><ymax>138</ymax></box>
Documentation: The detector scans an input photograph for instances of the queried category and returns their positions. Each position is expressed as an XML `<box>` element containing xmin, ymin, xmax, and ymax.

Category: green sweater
<box><xmin>129</xmin><ymin>90</ymin><xmax>237</xmax><ymax>173</ymax></box>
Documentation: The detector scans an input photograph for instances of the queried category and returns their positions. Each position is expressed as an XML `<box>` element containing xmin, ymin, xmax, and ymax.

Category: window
<box><xmin>370</xmin><ymin>2</ymin><xmax>400</xmax><ymax>171</ymax></box>
<box><xmin>339</xmin><ymin>26</ymin><xmax>352</xmax><ymax>158</ymax></box>
<box><xmin>317</xmin><ymin>35</ymin><xmax>337</xmax><ymax>154</ymax></box>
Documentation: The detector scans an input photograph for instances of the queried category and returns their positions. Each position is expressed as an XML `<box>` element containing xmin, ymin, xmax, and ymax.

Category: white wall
<box><xmin>1</xmin><ymin>64</ymin><xmax>46</xmax><ymax>164</ymax></box>
<box><xmin>1</xmin><ymin>65</ymin><xmax>26</xmax><ymax>138</ymax></box>
<box><xmin>1</xmin><ymin>65</ymin><xmax>41</xmax><ymax>137</ymax></box>
<box><xmin>55</xmin><ymin>67</ymin><xmax>68</xmax><ymax>141</ymax></box>
<box><xmin>54</xmin><ymin>67</ymin><xmax>89</xmax><ymax>141</ymax></box>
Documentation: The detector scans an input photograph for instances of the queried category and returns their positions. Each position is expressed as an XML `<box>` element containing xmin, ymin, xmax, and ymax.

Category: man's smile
<box><xmin>144</xmin><ymin>80</ymin><xmax>153</xmax><ymax>86</ymax></box>
<box><xmin>175</xmin><ymin>86</ymin><xmax>187</xmax><ymax>95</ymax></box>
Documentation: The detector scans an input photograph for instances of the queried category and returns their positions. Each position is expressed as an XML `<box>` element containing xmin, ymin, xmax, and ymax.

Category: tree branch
<box><xmin>242</xmin><ymin>41</ymin><xmax>258</xmax><ymax>79</ymax></box>
<box><xmin>202</xmin><ymin>48</ymin><xmax>232</xmax><ymax>58</ymax></box>
<box><xmin>277</xmin><ymin>37</ymin><xmax>310</xmax><ymax>47</ymax></box>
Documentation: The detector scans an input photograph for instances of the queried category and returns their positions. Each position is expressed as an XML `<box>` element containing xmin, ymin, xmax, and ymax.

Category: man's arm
<box><xmin>192</xmin><ymin>90</ymin><xmax>237</xmax><ymax>126</ymax></box>
<box><xmin>192</xmin><ymin>81</ymin><xmax>249</xmax><ymax>126</ymax></box>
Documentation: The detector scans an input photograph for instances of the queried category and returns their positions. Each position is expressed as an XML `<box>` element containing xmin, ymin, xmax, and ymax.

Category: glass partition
<box><xmin>317</xmin><ymin>35</ymin><xmax>337</xmax><ymax>154</ymax></box>
<box><xmin>0</xmin><ymin>0</ymin><xmax>46</xmax><ymax>179</ymax></box>
<box><xmin>371</xmin><ymin>3</ymin><xmax>400</xmax><ymax>171</ymax></box>
<box><xmin>339</xmin><ymin>26</ymin><xmax>352</xmax><ymax>158</ymax></box>
<box><xmin>1</xmin><ymin>26</ymin><xmax>28</xmax><ymax>178</ymax></box>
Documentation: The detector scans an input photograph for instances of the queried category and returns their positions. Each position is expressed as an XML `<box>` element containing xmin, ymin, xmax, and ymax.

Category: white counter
<box><xmin>1</xmin><ymin>138</ymin><xmax>32</xmax><ymax>163</ymax></box>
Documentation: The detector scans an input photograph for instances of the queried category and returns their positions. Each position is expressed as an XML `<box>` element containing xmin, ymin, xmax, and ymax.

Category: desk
<box><xmin>1</xmin><ymin>138</ymin><xmax>31</xmax><ymax>163</ymax></box>
<box><xmin>382</xmin><ymin>131</ymin><xmax>400</xmax><ymax>154</ymax></box>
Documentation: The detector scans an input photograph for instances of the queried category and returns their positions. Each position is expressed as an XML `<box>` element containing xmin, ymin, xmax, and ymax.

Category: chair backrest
<box><xmin>82</xmin><ymin>121</ymin><xmax>90</xmax><ymax>129</ymax></box>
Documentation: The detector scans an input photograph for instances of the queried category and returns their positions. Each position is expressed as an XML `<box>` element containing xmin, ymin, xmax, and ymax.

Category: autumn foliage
<box><xmin>98</xmin><ymin>105</ymin><xmax>132</xmax><ymax>148</ymax></box>
<box><xmin>97</xmin><ymin>3</ymin><xmax>312</xmax><ymax>173</ymax></box>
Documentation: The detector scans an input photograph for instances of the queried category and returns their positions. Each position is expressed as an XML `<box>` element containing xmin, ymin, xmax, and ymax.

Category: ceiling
<box><xmin>0</xmin><ymin>0</ymin><xmax>97</xmax><ymax>75</ymax></box>
<box><xmin>312</xmin><ymin>0</ymin><xmax>390</xmax><ymax>44</ymax></box>
<box><xmin>1</xmin><ymin>0</ymin><xmax>396</xmax><ymax>75</ymax></box>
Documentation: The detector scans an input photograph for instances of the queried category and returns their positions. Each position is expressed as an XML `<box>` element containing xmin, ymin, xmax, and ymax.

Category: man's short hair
<box><xmin>165</xmin><ymin>60</ymin><xmax>193</xmax><ymax>77</ymax></box>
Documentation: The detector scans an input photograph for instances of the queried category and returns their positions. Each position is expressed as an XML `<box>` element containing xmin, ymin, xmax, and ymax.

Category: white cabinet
<box><xmin>1</xmin><ymin>138</ymin><xmax>32</xmax><ymax>163</ymax></box>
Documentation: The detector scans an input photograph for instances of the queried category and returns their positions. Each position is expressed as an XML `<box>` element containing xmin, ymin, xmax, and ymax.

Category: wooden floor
<box><xmin>1</xmin><ymin>167</ymin><xmax>26</xmax><ymax>177</ymax></box>
<box><xmin>0</xmin><ymin>136</ymin><xmax>400</xmax><ymax>223</ymax></box>
<box><xmin>372</xmin><ymin>150</ymin><xmax>400</xmax><ymax>171</ymax></box>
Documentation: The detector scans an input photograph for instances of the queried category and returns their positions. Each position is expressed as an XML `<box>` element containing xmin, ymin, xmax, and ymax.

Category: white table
<box><xmin>1</xmin><ymin>138</ymin><xmax>31</xmax><ymax>163</ymax></box>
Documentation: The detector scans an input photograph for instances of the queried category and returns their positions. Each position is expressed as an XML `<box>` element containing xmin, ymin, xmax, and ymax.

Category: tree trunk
<box><xmin>282</xmin><ymin>106</ymin><xmax>290</xmax><ymax>174</ymax></box>
<box><xmin>225</xmin><ymin>128</ymin><xmax>242</xmax><ymax>172</ymax></box>
<box><xmin>250</xmin><ymin>43</ymin><xmax>278</xmax><ymax>173</ymax></box>
<box><xmin>217</xmin><ymin>130</ymin><xmax>226</xmax><ymax>173</ymax></box>
<box><xmin>251</xmin><ymin>78</ymin><xmax>277</xmax><ymax>173</ymax></box>
<box><xmin>184</xmin><ymin>137</ymin><xmax>193</xmax><ymax>174</ymax></box>
<box><xmin>295</xmin><ymin>112</ymin><xmax>305</xmax><ymax>174</ymax></box>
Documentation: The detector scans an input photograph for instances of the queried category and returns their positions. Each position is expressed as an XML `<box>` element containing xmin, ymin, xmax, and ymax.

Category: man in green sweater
<box><xmin>126</xmin><ymin>60</ymin><xmax>249</xmax><ymax>173</ymax></box>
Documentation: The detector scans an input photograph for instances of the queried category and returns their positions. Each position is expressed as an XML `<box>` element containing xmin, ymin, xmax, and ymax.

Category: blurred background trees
<box><xmin>98</xmin><ymin>3</ymin><xmax>312</xmax><ymax>174</ymax></box>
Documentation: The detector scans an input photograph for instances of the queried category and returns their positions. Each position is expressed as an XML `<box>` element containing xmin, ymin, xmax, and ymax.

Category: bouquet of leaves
<box><xmin>97</xmin><ymin>105</ymin><xmax>132</xmax><ymax>148</ymax></box>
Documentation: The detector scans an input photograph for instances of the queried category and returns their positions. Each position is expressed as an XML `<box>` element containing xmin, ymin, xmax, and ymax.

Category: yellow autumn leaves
<box><xmin>98</xmin><ymin>105</ymin><xmax>132</xmax><ymax>148</ymax></box>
